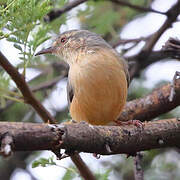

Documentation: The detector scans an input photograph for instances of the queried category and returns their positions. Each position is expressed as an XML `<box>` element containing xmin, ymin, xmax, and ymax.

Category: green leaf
<box><xmin>0</xmin><ymin>0</ymin><xmax>53</xmax><ymax>62</ymax></box>
<box><xmin>32</xmin><ymin>157</ymin><xmax>56</xmax><ymax>168</ymax></box>
<box><xmin>62</xmin><ymin>168</ymin><xmax>76</xmax><ymax>180</ymax></box>
<box><xmin>95</xmin><ymin>169</ymin><xmax>112</xmax><ymax>180</ymax></box>
<box><xmin>7</xmin><ymin>37</ymin><xmax>19</xmax><ymax>43</ymax></box>
<box><xmin>14</xmin><ymin>44</ymin><xmax>22</xmax><ymax>51</ymax></box>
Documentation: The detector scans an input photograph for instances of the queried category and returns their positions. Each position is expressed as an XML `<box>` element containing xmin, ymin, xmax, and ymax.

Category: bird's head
<box><xmin>35</xmin><ymin>29</ymin><xmax>112</xmax><ymax>65</ymax></box>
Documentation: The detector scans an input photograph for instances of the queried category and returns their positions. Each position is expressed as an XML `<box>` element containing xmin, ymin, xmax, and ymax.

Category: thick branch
<box><xmin>0</xmin><ymin>51</ymin><xmax>56</xmax><ymax>123</ymax></box>
<box><xmin>0</xmin><ymin>119</ymin><xmax>180</xmax><ymax>155</ymax></box>
<box><xmin>118</xmin><ymin>78</ymin><xmax>180</xmax><ymax>122</ymax></box>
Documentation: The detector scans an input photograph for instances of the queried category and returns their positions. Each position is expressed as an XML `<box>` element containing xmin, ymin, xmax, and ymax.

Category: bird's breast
<box><xmin>68</xmin><ymin>50</ymin><xmax>128</xmax><ymax>125</ymax></box>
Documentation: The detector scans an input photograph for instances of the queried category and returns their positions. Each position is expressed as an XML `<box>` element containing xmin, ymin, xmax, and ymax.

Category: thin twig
<box><xmin>126</xmin><ymin>1</ymin><xmax>180</xmax><ymax>78</ymax></box>
<box><xmin>134</xmin><ymin>152</ymin><xmax>144</xmax><ymax>180</ymax></box>
<box><xmin>31</xmin><ymin>73</ymin><xmax>68</xmax><ymax>92</ymax></box>
<box><xmin>71</xmin><ymin>153</ymin><xmax>97</xmax><ymax>180</ymax></box>
<box><xmin>45</xmin><ymin>0</ymin><xmax>166</xmax><ymax>22</ymax></box>
<box><xmin>110</xmin><ymin>37</ymin><xmax>148</xmax><ymax>48</ymax></box>
<box><xmin>142</xmin><ymin>1</ymin><xmax>180</xmax><ymax>55</ymax></box>
<box><xmin>163</xmin><ymin>37</ymin><xmax>180</xmax><ymax>59</ymax></box>
<box><xmin>110</xmin><ymin>0</ymin><xmax>166</xmax><ymax>15</ymax></box>
<box><xmin>127</xmin><ymin>48</ymin><xmax>180</xmax><ymax>79</ymax></box>
<box><xmin>44</xmin><ymin>0</ymin><xmax>88</xmax><ymax>22</ymax></box>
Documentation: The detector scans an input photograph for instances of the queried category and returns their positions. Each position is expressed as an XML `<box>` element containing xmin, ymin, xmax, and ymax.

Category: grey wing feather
<box><xmin>67</xmin><ymin>79</ymin><xmax>74</xmax><ymax>109</ymax></box>
<box><xmin>123</xmin><ymin>59</ymin><xmax>130</xmax><ymax>87</ymax></box>
<box><xmin>113</xmin><ymin>49</ymin><xmax>130</xmax><ymax>87</ymax></box>
<box><xmin>119</xmin><ymin>57</ymin><xmax>130</xmax><ymax>87</ymax></box>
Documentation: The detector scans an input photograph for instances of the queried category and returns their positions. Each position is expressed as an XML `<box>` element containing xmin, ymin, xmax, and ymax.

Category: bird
<box><xmin>35</xmin><ymin>29</ymin><xmax>130</xmax><ymax>126</ymax></box>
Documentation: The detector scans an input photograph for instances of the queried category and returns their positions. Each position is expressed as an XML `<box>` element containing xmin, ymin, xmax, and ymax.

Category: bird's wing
<box><xmin>123</xmin><ymin>60</ymin><xmax>130</xmax><ymax>87</ymax></box>
<box><xmin>67</xmin><ymin>79</ymin><xmax>74</xmax><ymax>109</ymax></box>
<box><xmin>119</xmin><ymin>58</ymin><xmax>130</xmax><ymax>87</ymax></box>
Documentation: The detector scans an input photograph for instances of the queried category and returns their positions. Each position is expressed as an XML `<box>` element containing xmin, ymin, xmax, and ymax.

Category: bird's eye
<box><xmin>60</xmin><ymin>37</ymin><xmax>66</xmax><ymax>43</ymax></box>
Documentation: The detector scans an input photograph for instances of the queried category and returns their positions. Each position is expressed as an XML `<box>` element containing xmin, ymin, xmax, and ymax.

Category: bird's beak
<box><xmin>35</xmin><ymin>47</ymin><xmax>56</xmax><ymax>56</ymax></box>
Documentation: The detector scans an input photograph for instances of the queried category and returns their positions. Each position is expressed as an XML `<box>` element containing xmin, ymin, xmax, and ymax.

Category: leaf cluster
<box><xmin>0</xmin><ymin>0</ymin><xmax>54</xmax><ymax>106</ymax></box>
<box><xmin>0</xmin><ymin>0</ymin><xmax>52</xmax><ymax>62</ymax></box>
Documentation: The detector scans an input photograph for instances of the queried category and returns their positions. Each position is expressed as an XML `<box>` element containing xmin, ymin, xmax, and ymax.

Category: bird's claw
<box><xmin>114</xmin><ymin>119</ymin><xmax>144</xmax><ymax>129</ymax></box>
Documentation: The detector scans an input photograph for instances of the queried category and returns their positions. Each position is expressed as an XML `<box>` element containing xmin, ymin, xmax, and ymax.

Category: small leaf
<box><xmin>14</xmin><ymin>44</ymin><xmax>22</xmax><ymax>51</ymax></box>
<box><xmin>32</xmin><ymin>157</ymin><xmax>56</xmax><ymax>168</ymax></box>
<box><xmin>33</xmin><ymin>36</ymin><xmax>51</xmax><ymax>51</ymax></box>
<box><xmin>7</xmin><ymin>37</ymin><xmax>18</xmax><ymax>43</ymax></box>
<box><xmin>0</xmin><ymin>96</ymin><xmax>6</xmax><ymax>108</ymax></box>
<box><xmin>62</xmin><ymin>169</ymin><xmax>75</xmax><ymax>180</ymax></box>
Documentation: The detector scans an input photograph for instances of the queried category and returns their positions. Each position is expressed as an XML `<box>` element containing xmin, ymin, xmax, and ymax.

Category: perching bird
<box><xmin>35</xmin><ymin>30</ymin><xmax>130</xmax><ymax>125</ymax></box>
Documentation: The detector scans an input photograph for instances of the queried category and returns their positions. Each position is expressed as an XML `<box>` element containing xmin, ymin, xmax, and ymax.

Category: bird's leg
<box><xmin>114</xmin><ymin>119</ymin><xmax>144</xmax><ymax>128</ymax></box>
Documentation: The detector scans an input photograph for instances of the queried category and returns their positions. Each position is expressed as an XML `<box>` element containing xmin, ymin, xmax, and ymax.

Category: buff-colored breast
<box><xmin>69</xmin><ymin>49</ymin><xmax>128</xmax><ymax>125</ymax></box>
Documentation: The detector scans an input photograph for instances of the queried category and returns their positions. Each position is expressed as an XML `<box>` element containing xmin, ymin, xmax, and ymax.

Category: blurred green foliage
<box><xmin>32</xmin><ymin>156</ymin><xmax>56</xmax><ymax>168</ymax></box>
<box><xmin>0</xmin><ymin>0</ymin><xmax>52</xmax><ymax>60</ymax></box>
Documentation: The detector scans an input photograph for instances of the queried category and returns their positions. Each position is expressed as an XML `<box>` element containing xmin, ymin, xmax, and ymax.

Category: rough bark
<box><xmin>118</xmin><ymin>78</ymin><xmax>180</xmax><ymax>122</ymax></box>
<box><xmin>0</xmin><ymin>118</ymin><xmax>180</xmax><ymax>155</ymax></box>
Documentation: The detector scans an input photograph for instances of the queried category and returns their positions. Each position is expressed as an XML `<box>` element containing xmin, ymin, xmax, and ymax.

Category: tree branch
<box><xmin>0</xmin><ymin>118</ymin><xmax>180</xmax><ymax>155</ymax></box>
<box><xmin>127</xmin><ymin>1</ymin><xmax>180</xmax><ymax>78</ymax></box>
<box><xmin>45</xmin><ymin>0</ymin><xmax>166</xmax><ymax>22</ymax></box>
<box><xmin>31</xmin><ymin>72</ymin><xmax>68</xmax><ymax>92</ymax></box>
<box><xmin>163</xmin><ymin>37</ymin><xmax>180</xmax><ymax>59</ymax></box>
<box><xmin>127</xmin><ymin>49</ymin><xmax>180</xmax><ymax>79</ymax></box>
<box><xmin>134</xmin><ymin>152</ymin><xmax>144</xmax><ymax>180</ymax></box>
<box><xmin>141</xmin><ymin>1</ymin><xmax>180</xmax><ymax>54</ymax></box>
<box><xmin>0</xmin><ymin>51</ymin><xmax>56</xmax><ymax>124</ymax></box>
<box><xmin>110</xmin><ymin>0</ymin><xmax>166</xmax><ymax>15</ymax></box>
<box><xmin>118</xmin><ymin>78</ymin><xmax>180</xmax><ymax>122</ymax></box>
<box><xmin>110</xmin><ymin>37</ymin><xmax>148</xmax><ymax>48</ymax></box>
<box><xmin>70</xmin><ymin>153</ymin><xmax>96</xmax><ymax>180</ymax></box>
<box><xmin>44</xmin><ymin>0</ymin><xmax>88</xmax><ymax>22</ymax></box>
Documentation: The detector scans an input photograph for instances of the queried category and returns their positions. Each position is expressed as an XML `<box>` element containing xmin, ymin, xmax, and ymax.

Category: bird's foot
<box><xmin>114</xmin><ymin>119</ymin><xmax>144</xmax><ymax>129</ymax></box>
